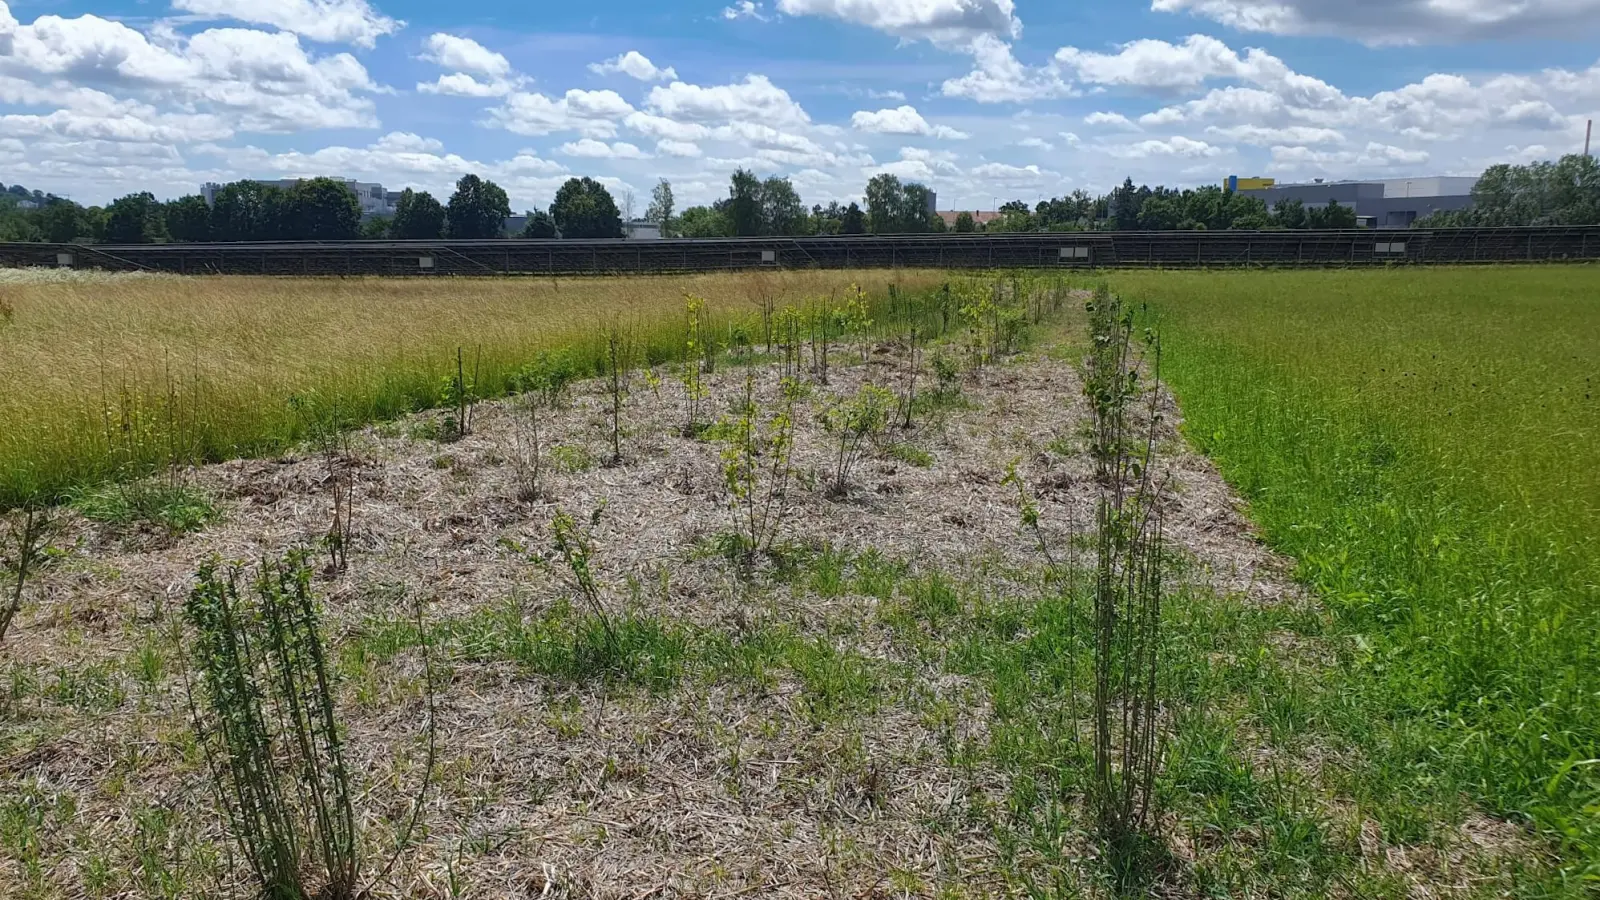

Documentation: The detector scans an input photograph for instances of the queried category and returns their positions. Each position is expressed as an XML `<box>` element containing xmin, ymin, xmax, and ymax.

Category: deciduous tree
<box><xmin>391</xmin><ymin>188</ymin><xmax>446</xmax><ymax>239</ymax></box>
<box><xmin>446</xmin><ymin>174</ymin><xmax>513</xmax><ymax>239</ymax></box>
<box><xmin>550</xmin><ymin>177</ymin><xmax>623</xmax><ymax>239</ymax></box>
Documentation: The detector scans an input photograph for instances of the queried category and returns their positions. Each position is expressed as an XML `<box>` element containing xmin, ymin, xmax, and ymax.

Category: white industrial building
<box><xmin>1237</xmin><ymin>175</ymin><xmax>1479</xmax><ymax>228</ymax></box>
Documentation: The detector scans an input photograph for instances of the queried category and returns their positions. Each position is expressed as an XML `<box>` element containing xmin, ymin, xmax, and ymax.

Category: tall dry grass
<box><xmin>0</xmin><ymin>270</ymin><xmax>947</xmax><ymax>505</ymax></box>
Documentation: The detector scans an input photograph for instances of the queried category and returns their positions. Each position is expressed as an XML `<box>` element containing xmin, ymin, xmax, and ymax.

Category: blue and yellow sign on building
<box><xmin>1225</xmin><ymin>176</ymin><xmax>1277</xmax><ymax>191</ymax></box>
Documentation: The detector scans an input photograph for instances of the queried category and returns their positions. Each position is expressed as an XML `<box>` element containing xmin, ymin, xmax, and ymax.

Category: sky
<box><xmin>2</xmin><ymin>0</ymin><xmax>1599</xmax><ymax>212</ymax></box>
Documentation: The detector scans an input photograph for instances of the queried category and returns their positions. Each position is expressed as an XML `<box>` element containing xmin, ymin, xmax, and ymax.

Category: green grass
<box><xmin>1113</xmin><ymin>266</ymin><xmax>1600</xmax><ymax>882</ymax></box>
<box><xmin>344</xmin><ymin>597</ymin><xmax>893</xmax><ymax>724</ymax></box>
<box><xmin>69</xmin><ymin>479</ymin><xmax>220</xmax><ymax>534</ymax></box>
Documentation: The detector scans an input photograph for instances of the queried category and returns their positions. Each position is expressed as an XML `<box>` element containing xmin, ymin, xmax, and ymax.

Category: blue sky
<box><xmin>3</xmin><ymin>0</ymin><xmax>1599</xmax><ymax>211</ymax></box>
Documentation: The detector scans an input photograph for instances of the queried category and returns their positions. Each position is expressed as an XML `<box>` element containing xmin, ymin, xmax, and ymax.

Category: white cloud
<box><xmin>589</xmin><ymin>51</ymin><xmax>678</xmax><ymax>82</ymax></box>
<box><xmin>1060</xmin><ymin>131</ymin><xmax>1082</xmax><ymax>147</ymax></box>
<box><xmin>722</xmin><ymin>1</ymin><xmax>770</xmax><ymax>20</ymax></box>
<box><xmin>1150</xmin><ymin>0</ymin><xmax>1600</xmax><ymax>44</ymax></box>
<box><xmin>170</xmin><ymin>0</ymin><xmax>401</xmax><ymax>48</ymax></box>
<box><xmin>1207</xmin><ymin>123</ymin><xmax>1343</xmax><ymax>145</ymax></box>
<box><xmin>1018</xmin><ymin>136</ymin><xmax>1054</xmax><ymax>150</ymax></box>
<box><xmin>0</xmin><ymin>2</ymin><xmax>16</xmax><ymax>55</ymax></box>
<box><xmin>559</xmin><ymin>138</ymin><xmax>649</xmax><ymax>159</ymax></box>
<box><xmin>776</xmin><ymin>0</ymin><xmax>1020</xmax><ymax>42</ymax></box>
<box><xmin>1108</xmin><ymin>135</ymin><xmax>1223</xmax><ymax>158</ymax></box>
<box><xmin>486</xmin><ymin>88</ymin><xmax>635</xmax><ymax>138</ymax></box>
<box><xmin>1268</xmin><ymin>141</ymin><xmax>1429</xmax><ymax>172</ymax></box>
<box><xmin>0</xmin><ymin>16</ymin><xmax>384</xmax><ymax>135</ymax></box>
<box><xmin>1084</xmin><ymin>111</ymin><xmax>1138</xmax><ymax>129</ymax></box>
<box><xmin>656</xmin><ymin>139</ymin><xmax>703</xmax><ymax>157</ymax></box>
<box><xmin>869</xmin><ymin>89</ymin><xmax>907</xmax><ymax>101</ymax></box>
<box><xmin>850</xmin><ymin>105</ymin><xmax>969</xmax><ymax>139</ymax></box>
<box><xmin>1055</xmin><ymin>34</ymin><xmax>1255</xmax><ymax>91</ymax></box>
<box><xmin>623</xmin><ymin>111</ymin><xmax>712</xmax><ymax>142</ymax></box>
<box><xmin>418</xmin><ymin>73</ymin><xmax>512</xmax><ymax>97</ymax></box>
<box><xmin>647</xmin><ymin>74</ymin><xmax>810</xmax><ymax>127</ymax></box>
<box><xmin>420</xmin><ymin>33</ymin><xmax>512</xmax><ymax>79</ymax></box>
<box><xmin>942</xmin><ymin>35</ymin><xmax>1070</xmax><ymax>103</ymax></box>
<box><xmin>899</xmin><ymin>146</ymin><xmax>962</xmax><ymax>175</ymax></box>
<box><xmin>970</xmin><ymin>161</ymin><xmax>1057</xmax><ymax>181</ymax></box>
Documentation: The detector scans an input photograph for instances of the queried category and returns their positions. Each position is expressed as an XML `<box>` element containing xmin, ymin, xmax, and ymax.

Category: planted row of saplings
<box><xmin>0</xmin><ymin>275</ymin><xmax>1080</xmax><ymax>897</ymax></box>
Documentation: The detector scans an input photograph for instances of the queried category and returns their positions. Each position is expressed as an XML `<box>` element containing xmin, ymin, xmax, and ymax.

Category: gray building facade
<box><xmin>1240</xmin><ymin>176</ymin><xmax>1477</xmax><ymax>228</ymax></box>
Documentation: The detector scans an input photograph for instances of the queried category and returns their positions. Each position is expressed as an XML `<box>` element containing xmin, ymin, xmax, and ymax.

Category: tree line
<box><xmin>7</xmin><ymin>153</ymin><xmax>1596</xmax><ymax>244</ymax></box>
<box><xmin>1415</xmin><ymin>154</ymin><xmax>1600</xmax><ymax>227</ymax></box>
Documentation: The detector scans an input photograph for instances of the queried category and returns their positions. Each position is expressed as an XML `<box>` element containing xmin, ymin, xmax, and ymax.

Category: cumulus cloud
<box><xmin>623</xmin><ymin>112</ymin><xmax>712</xmax><ymax>142</ymax></box>
<box><xmin>1084</xmin><ymin>111</ymin><xmax>1138</xmax><ymax>129</ymax></box>
<box><xmin>850</xmin><ymin>105</ymin><xmax>969</xmax><ymax>139</ymax></box>
<box><xmin>589</xmin><ymin>51</ymin><xmax>677</xmax><ymax>82</ymax></box>
<box><xmin>1151</xmin><ymin>0</ymin><xmax>1600</xmax><ymax>44</ymax></box>
<box><xmin>941</xmin><ymin>35</ymin><xmax>1070</xmax><ymax>103</ymax></box>
<box><xmin>1268</xmin><ymin>141</ymin><xmax>1429</xmax><ymax>172</ymax></box>
<box><xmin>559</xmin><ymin>138</ymin><xmax>649</xmax><ymax>159</ymax></box>
<box><xmin>1206</xmin><ymin>123</ymin><xmax>1343</xmax><ymax>145</ymax></box>
<box><xmin>969</xmin><ymin>161</ymin><xmax>1057</xmax><ymax>181</ymax></box>
<box><xmin>647</xmin><ymin>74</ymin><xmax>810</xmax><ymax>127</ymax></box>
<box><xmin>1107</xmin><ymin>135</ymin><xmax>1222</xmax><ymax>158</ymax></box>
<box><xmin>656</xmin><ymin>139</ymin><xmax>703</xmax><ymax>157</ymax></box>
<box><xmin>420</xmin><ymin>33</ymin><xmax>512</xmax><ymax>79</ymax></box>
<box><xmin>0</xmin><ymin>15</ymin><xmax>384</xmax><ymax>135</ymax></box>
<box><xmin>1018</xmin><ymin>136</ymin><xmax>1054</xmax><ymax>150</ymax></box>
<box><xmin>417</xmin><ymin>73</ymin><xmax>513</xmax><ymax>98</ymax></box>
<box><xmin>1055</xmin><ymin>34</ymin><xmax>1261</xmax><ymax>91</ymax></box>
<box><xmin>486</xmin><ymin>88</ymin><xmax>635</xmax><ymax>138</ymax></box>
<box><xmin>170</xmin><ymin>0</ymin><xmax>401</xmax><ymax>48</ymax></box>
<box><xmin>0</xmin><ymin>1</ymin><xmax>15</xmax><ymax>55</ymax></box>
<box><xmin>776</xmin><ymin>0</ymin><xmax>1020</xmax><ymax>42</ymax></box>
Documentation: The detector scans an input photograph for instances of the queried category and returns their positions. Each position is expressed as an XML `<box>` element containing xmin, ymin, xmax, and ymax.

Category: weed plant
<box><xmin>182</xmin><ymin>552</ymin><xmax>433</xmax><ymax>900</ymax></box>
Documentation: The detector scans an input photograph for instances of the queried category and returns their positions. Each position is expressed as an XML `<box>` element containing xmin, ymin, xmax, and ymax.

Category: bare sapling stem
<box><xmin>0</xmin><ymin>509</ymin><xmax>50</xmax><ymax>646</ymax></box>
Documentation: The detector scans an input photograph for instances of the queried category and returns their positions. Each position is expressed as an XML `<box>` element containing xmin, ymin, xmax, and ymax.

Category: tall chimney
<box><xmin>1587</xmin><ymin>119</ymin><xmax>1594</xmax><ymax>158</ymax></box>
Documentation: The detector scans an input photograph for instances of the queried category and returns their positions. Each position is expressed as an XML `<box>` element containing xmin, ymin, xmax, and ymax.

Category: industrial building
<box><xmin>1230</xmin><ymin>175</ymin><xmax>1478</xmax><ymax>228</ymax></box>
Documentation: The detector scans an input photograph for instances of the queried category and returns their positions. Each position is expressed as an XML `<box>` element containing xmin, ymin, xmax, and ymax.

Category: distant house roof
<box><xmin>936</xmin><ymin>210</ymin><xmax>1004</xmax><ymax>228</ymax></box>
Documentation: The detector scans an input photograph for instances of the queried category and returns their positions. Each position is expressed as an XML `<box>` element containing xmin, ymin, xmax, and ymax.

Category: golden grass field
<box><xmin>0</xmin><ymin>269</ymin><xmax>947</xmax><ymax>505</ymax></box>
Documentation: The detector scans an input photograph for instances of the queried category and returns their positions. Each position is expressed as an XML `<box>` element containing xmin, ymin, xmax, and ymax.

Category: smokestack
<box><xmin>1587</xmin><ymin>119</ymin><xmax>1593</xmax><ymax>158</ymax></box>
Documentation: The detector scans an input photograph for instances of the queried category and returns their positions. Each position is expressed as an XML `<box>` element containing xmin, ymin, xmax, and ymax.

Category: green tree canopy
<box><xmin>761</xmin><ymin>176</ymin><xmax>807</xmax><ymax>235</ymax></box>
<box><xmin>446</xmin><ymin>174</ymin><xmax>513</xmax><ymax>239</ymax></box>
<box><xmin>165</xmin><ymin>195</ymin><xmax>212</xmax><ymax>242</ymax></box>
<box><xmin>550</xmin><ymin>177</ymin><xmax>623</xmax><ymax>239</ymax></box>
<box><xmin>285</xmin><ymin>178</ymin><xmax>361</xmax><ymax>241</ymax></box>
<box><xmin>521</xmin><ymin>209</ymin><xmax>558</xmax><ymax>238</ymax></box>
<box><xmin>841</xmin><ymin>202</ymin><xmax>865</xmax><ymax>235</ymax></box>
<box><xmin>211</xmin><ymin>181</ymin><xmax>285</xmax><ymax>242</ymax></box>
<box><xmin>953</xmin><ymin>211</ymin><xmax>976</xmax><ymax>233</ymax></box>
<box><xmin>390</xmin><ymin>188</ymin><xmax>446</xmax><ymax>239</ymax></box>
<box><xmin>722</xmin><ymin>169</ymin><xmax>764</xmax><ymax>236</ymax></box>
<box><xmin>1419</xmin><ymin>155</ymin><xmax>1600</xmax><ymax>227</ymax></box>
<box><xmin>104</xmin><ymin>192</ymin><xmax>168</xmax><ymax>244</ymax></box>
<box><xmin>676</xmin><ymin>205</ymin><xmax>730</xmax><ymax>238</ymax></box>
